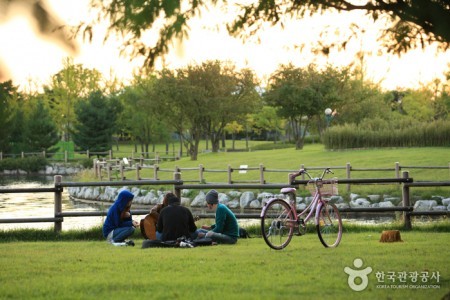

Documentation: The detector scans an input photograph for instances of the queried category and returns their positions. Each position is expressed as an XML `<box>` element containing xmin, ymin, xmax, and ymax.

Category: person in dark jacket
<box><xmin>156</xmin><ymin>193</ymin><xmax>197</xmax><ymax>241</ymax></box>
<box><xmin>102</xmin><ymin>190</ymin><xmax>139</xmax><ymax>246</ymax></box>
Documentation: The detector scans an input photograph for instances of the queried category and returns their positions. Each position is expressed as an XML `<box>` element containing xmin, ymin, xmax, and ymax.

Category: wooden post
<box><xmin>120</xmin><ymin>163</ymin><xmax>125</xmax><ymax>180</ymax></box>
<box><xmin>346</xmin><ymin>162</ymin><xmax>351</xmax><ymax>193</ymax></box>
<box><xmin>109</xmin><ymin>150</ymin><xmax>112</xmax><ymax>160</ymax></box>
<box><xmin>42</xmin><ymin>151</ymin><xmax>46</xmax><ymax>158</ymax></box>
<box><xmin>64</xmin><ymin>150</ymin><xmax>68</xmax><ymax>163</ymax></box>
<box><xmin>402</xmin><ymin>171</ymin><xmax>412</xmax><ymax>230</ymax></box>
<box><xmin>395</xmin><ymin>162</ymin><xmax>400</xmax><ymax>178</ymax></box>
<box><xmin>228</xmin><ymin>165</ymin><xmax>232</xmax><ymax>184</ymax></box>
<box><xmin>174</xmin><ymin>172</ymin><xmax>181</xmax><ymax>199</ymax></box>
<box><xmin>21</xmin><ymin>152</ymin><xmax>24</xmax><ymax>158</ymax></box>
<box><xmin>259</xmin><ymin>164</ymin><xmax>265</xmax><ymax>184</ymax></box>
<box><xmin>107</xmin><ymin>164</ymin><xmax>112</xmax><ymax>181</ymax></box>
<box><xmin>0</xmin><ymin>152</ymin><xmax>2</xmax><ymax>160</ymax></box>
<box><xmin>87</xmin><ymin>150</ymin><xmax>90</xmax><ymax>158</ymax></box>
<box><xmin>136</xmin><ymin>163</ymin><xmax>141</xmax><ymax>180</ymax></box>
<box><xmin>301</xmin><ymin>164</ymin><xmax>305</xmax><ymax>180</ymax></box>
<box><xmin>54</xmin><ymin>175</ymin><xmax>62</xmax><ymax>233</ymax></box>
<box><xmin>199</xmin><ymin>164</ymin><xmax>204</xmax><ymax>183</ymax></box>
<box><xmin>154</xmin><ymin>164</ymin><xmax>159</xmax><ymax>180</ymax></box>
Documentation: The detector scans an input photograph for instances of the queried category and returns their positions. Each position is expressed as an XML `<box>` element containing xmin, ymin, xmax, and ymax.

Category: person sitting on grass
<box><xmin>140</xmin><ymin>192</ymin><xmax>170</xmax><ymax>240</ymax></box>
<box><xmin>156</xmin><ymin>193</ymin><xmax>198</xmax><ymax>242</ymax></box>
<box><xmin>102</xmin><ymin>189</ymin><xmax>139</xmax><ymax>246</ymax></box>
<box><xmin>197</xmin><ymin>189</ymin><xmax>239</xmax><ymax>244</ymax></box>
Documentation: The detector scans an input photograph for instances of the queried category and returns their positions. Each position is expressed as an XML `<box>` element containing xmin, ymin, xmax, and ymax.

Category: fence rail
<box><xmin>94</xmin><ymin>161</ymin><xmax>450</xmax><ymax>193</ymax></box>
<box><xmin>0</xmin><ymin>150</ymin><xmax>180</xmax><ymax>163</ymax></box>
<box><xmin>0</xmin><ymin>172</ymin><xmax>449</xmax><ymax>233</ymax></box>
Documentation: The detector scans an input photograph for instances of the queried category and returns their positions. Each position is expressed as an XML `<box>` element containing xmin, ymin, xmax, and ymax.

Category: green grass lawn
<box><xmin>0</xmin><ymin>232</ymin><xmax>448</xmax><ymax>300</ymax></box>
<box><xmin>86</xmin><ymin>143</ymin><xmax>450</xmax><ymax>198</ymax></box>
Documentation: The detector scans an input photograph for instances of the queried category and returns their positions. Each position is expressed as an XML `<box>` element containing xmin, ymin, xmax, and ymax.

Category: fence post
<box><xmin>21</xmin><ymin>152</ymin><xmax>24</xmax><ymax>158</ymax></box>
<box><xmin>0</xmin><ymin>152</ymin><xmax>2</xmax><ymax>160</ymax></box>
<box><xmin>93</xmin><ymin>159</ymin><xmax>98</xmax><ymax>177</ymax></box>
<box><xmin>259</xmin><ymin>164</ymin><xmax>265</xmax><ymax>184</ymax></box>
<box><xmin>174</xmin><ymin>172</ymin><xmax>181</xmax><ymax>199</ymax></box>
<box><xmin>54</xmin><ymin>175</ymin><xmax>62</xmax><ymax>233</ymax></box>
<box><xmin>107</xmin><ymin>164</ymin><xmax>112</xmax><ymax>181</ymax></box>
<box><xmin>228</xmin><ymin>165</ymin><xmax>232</xmax><ymax>184</ymax></box>
<box><xmin>109</xmin><ymin>150</ymin><xmax>112</xmax><ymax>160</ymax></box>
<box><xmin>199</xmin><ymin>164</ymin><xmax>204</xmax><ymax>183</ymax></box>
<box><xmin>42</xmin><ymin>151</ymin><xmax>46</xmax><ymax>158</ymax></box>
<box><xmin>346</xmin><ymin>163</ymin><xmax>351</xmax><ymax>193</ymax></box>
<box><xmin>87</xmin><ymin>150</ymin><xmax>90</xmax><ymax>158</ymax></box>
<box><xmin>402</xmin><ymin>171</ymin><xmax>412</xmax><ymax>230</ymax></box>
<box><xmin>64</xmin><ymin>151</ymin><xmax>68</xmax><ymax>163</ymax></box>
<box><xmin>154</xmin><ymin>164</ymin><xmax>160</xmax><ymax>180</ymax></box>
<box><xmin>136</xmin><ymin>163</ymin><xmax>141</xmax><ymax>180</ymax></box>
<box><xmin>395</xmin><ymin>162</ymin><xmax>400</xmax><ymax>178</ymax></box>
<box><xmin>120</xmin><ymin>163</ymin><xmax>125</xmax><ymax>180</ymax></box>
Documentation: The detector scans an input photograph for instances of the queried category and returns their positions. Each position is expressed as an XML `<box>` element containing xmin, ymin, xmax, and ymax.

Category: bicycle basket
<box><xmin>306</xmin><ymin>178</ymin><xmax>338</xmax><ymax>197</ymax></box>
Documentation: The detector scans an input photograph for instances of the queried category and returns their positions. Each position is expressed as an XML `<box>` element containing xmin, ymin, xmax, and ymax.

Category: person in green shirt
<box><xmin>197</xmin><ymin>189</ymin><xmax>239</xmax><ymax>244</ymax></box>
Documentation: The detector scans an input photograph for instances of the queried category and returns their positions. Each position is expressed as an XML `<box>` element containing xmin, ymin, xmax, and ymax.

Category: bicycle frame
<box><xmin>260</xmin><ymin>186</ymin><xmax>325</xmax><ymax>227</ymax></box>
<box><xmin>260</xmin><ymin>167</ymin><xmax>343</xmax><ymax>249</ymax></box>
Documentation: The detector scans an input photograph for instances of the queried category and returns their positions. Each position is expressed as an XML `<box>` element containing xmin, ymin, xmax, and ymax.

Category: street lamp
<box><xmin>325</xmin><ymin>108</ymin><xmax>336</xmax><ymax>128</ymax></box>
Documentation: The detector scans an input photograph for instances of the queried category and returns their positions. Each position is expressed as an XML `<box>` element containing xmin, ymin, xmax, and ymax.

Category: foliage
<box><xmin>118</xmin><ymin>75</ymin><xmax>172</xmax><ymax>155</ymax></box>
<box><xmin>323</xmin><ymin>120</ymin><xmax>450</xmax><ymax>149</ymax></box>
<box><xmin>0</xmin><ymin>156</ymin><xmax>47</xmax><ymax>172</ymax></box>
<box><xmin>0</xmin><ymin>81</ymin><xmax>18</xmax><ymax>152</ymax></box>
<box><xmin>84</xmin><ymin>0</ymin><xmax>450</xmax><ymax>70</ymax></box>
<box><xmin>156</xmin><ymin>60</ymin><xmax>261</xmax><ymax>160</ymax></box>
<box><xmin>23</xmin><ymin>100</ymin><xmax>59</xmax><ymax>152</ymax></box>
<box><xmin>265</xmin><ymin>64</ymin><xmax>351</xmax><ymax>149</ymax></box>
<box><xmin>72</xmin><ymin>91</ymin><xmax>122</xmax><ymax>154</ymax></box>
<box><xmin>45</xmin><ymin>58</ymin><xmax>104</xmax><ymax>141</ymax></box>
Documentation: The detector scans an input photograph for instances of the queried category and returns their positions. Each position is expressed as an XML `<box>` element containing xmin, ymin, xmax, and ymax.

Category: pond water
<box><xmin>1</xmin><ymin>176</ymin><xmax>406</xmax><ymax>232</ymax></box>
<box><xmin>0</xmin><ymin>175</ymin><xmax>105</xmax><ymax>231</ymax></box>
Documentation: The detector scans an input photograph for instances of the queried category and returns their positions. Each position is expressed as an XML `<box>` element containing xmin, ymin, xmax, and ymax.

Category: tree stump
<box><xmin>379</xmin><ymin>230</ymin><xmax>403</xmax><ymax>243</ymax></box>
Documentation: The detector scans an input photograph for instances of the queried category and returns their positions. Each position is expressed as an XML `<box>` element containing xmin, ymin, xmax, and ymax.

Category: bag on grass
<box><xmin>239</xmin><ymin>227</ymin><xmax>251</xmax><ymax>238</ymax></box>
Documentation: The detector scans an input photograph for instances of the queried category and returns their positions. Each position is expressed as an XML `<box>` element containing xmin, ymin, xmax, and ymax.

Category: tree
<box><xmin>252</xmin><ymin>106</ymin><xmax>285</xmax><ymax>143</ymax></box>
<box><xmin>0</xmin><ymin>80</ymin><xmax>18</xmax><ymax>151</ymax></box>
<box><xmin>45</xmin><ymin>58</ymin><xmax>103</xmax><ymax>141</ymax></box>
<box><xmin>118</xmin><ymin>76</ymin><xmax>171</xmax><ymax>156</ymax></box>
<box><xmin>265</xmin><ymin>64</ymin><xmax>349</xmax><ymax>149</ymax></box>
<box><xmin>86</xmin><ymin>0</ymin><xmax>450</xmax><ymax>69</ymax></box>
<box><xmin>24</xmin><ymin>100</ymin><xmax>59</xmax><ymax>152</ymax></box>
<box><xmin>72</xmin><ymin>91</ymin><xmax>122</xmax><ymax>155</ymax></box>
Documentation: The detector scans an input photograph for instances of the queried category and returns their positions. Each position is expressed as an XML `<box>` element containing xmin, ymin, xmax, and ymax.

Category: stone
<box><xmin>240</xmin><ymin>191</ymin><xmax>255</xmax><ymax>208</ymax></box>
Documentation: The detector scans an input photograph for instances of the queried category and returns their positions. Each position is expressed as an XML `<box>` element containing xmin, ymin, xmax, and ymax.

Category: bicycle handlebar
<box><xmin>293</xmin><ymin>168</ymin><xmax>334</xmax><ymax>180</ymax></box>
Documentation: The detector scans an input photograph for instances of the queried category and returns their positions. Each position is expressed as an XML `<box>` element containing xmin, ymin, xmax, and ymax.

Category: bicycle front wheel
<box><xmin>261</xmin><ymin>199</ymin><xmax>296</xmax><ymax>250</ymax></box>
<box><xmin>316</xmin><ymin>202</ymin><xmax>342</xmax><ymax>248</ymax></box>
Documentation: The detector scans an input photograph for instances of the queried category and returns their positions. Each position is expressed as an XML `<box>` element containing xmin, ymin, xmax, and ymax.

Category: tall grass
<box><xmin>323</xmin><ymin>120</ymin><xmax>450</xmax><ymax>149</ymax></box>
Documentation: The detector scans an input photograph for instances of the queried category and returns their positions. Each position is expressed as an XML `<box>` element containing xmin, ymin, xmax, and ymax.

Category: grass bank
<box><xmin>0</xmin><ymin>232</ymin><xmax>448</xmax><ymax>299</ymax></box>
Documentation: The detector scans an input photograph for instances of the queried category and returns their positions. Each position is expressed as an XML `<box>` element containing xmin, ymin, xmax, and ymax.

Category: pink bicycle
<box><xmin>261</xmin><ymin>168</ymin><xmax>343</xmax><ymax>250</ymax></box>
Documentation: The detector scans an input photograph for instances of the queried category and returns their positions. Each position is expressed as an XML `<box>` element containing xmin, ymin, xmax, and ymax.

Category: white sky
<box><xmin>0</xmin><ymin>0</ymin><xmax>449</xmax><ymax>92</ymax></box>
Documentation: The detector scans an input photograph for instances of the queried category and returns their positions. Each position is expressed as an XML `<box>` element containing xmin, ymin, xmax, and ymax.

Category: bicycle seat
<box><xmin>280</xmin><ymin>187</ymin><xmax>296</xmax><ymax>194</ymax></box>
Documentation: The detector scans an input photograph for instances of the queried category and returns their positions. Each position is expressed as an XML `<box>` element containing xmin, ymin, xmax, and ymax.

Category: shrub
<box><xmin>0</xmin><ymin>156</ymin><xmax>47</xmax><ymax>172</ymax></box>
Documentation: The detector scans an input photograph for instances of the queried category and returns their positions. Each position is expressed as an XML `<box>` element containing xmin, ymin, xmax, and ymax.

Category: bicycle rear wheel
<box><xmin>261</xmin><ymin>199</ymin><xmax>296</xmax><ymax>250</ymax></box>
<box><xmin>316</xmin><ymin>202</ymin><xmax>342</xmax><ymax>248</ymax></box>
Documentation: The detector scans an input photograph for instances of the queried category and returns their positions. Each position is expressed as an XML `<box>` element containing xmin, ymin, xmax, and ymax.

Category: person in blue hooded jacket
<box><xmin>103</xmin><ymin>190</ymin><xmax>139</xmax><ymax>246</ymax></box>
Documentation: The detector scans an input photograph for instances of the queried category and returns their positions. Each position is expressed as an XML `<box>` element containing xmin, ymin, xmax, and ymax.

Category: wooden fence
<box><xmin>0</xmin><ymin>150</ymin><xmax>179</xmax><ymax>163</ymax></box>
<box><xmin>94</xmin><ymin>160</ymin><xmax>450</xmax><ymax>193</ymax></box>
<box><xmin>0</xmin><ymin>172</ymin><xmax>449</xmax><ymax>233</ymax></box>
